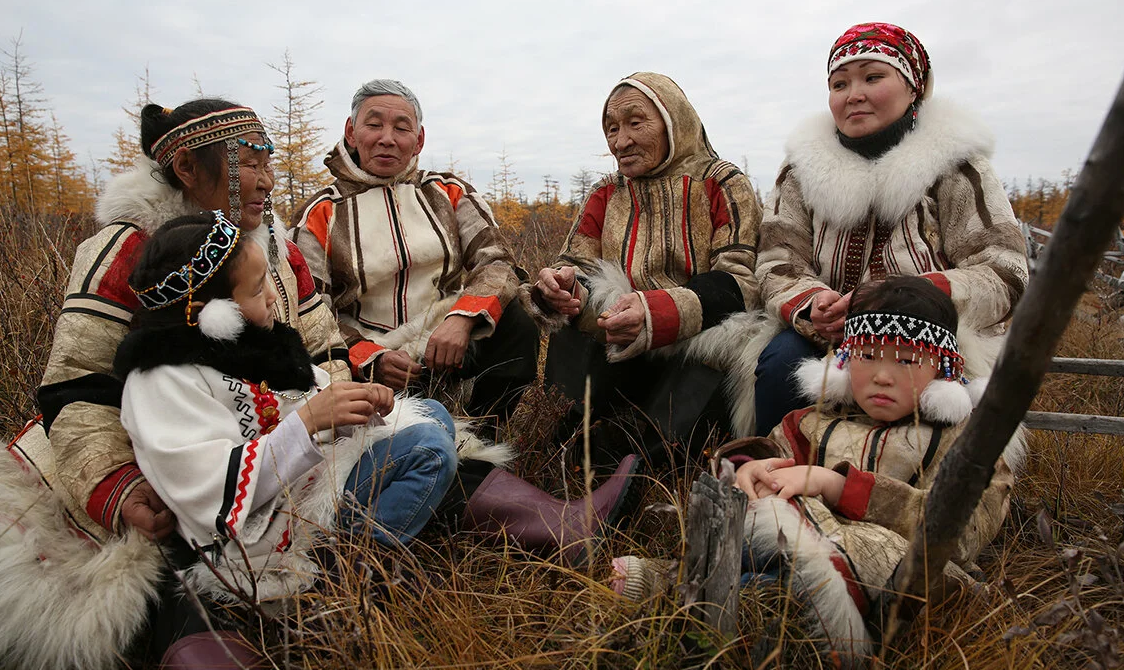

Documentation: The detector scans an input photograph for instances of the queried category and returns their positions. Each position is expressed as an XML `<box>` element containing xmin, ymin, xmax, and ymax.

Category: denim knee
<box><xmin>419</xmin><ymin>398</ymin><xmax>456</xmax><ymax>440</ymax></box>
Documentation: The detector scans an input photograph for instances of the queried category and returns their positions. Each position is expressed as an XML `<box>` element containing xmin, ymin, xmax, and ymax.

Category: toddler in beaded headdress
<box><xmin>612</xmin><ymin>276</ymin><xmax>1016</xmax><ymax>665</ymax></box>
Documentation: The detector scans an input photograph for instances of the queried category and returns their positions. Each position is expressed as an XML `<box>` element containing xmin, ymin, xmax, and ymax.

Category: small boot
<box><xmin>161</xmin><ymin>631</ymin><xmax>266</xmax><ymax>669</ymax></box>
<box><xmin>462</xmin><ymin>454</ymin><xmax>641</xmax><ymax>565</ymax></box>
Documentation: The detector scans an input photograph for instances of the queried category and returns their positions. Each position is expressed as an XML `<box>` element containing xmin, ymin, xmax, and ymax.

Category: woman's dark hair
<box><xmin>128</xmin><ymin>213</ymin><xmax>247</xmax><ymax>330</ymax></box>
<box><xmin>140</xmin><ymin>99</ymin><xmax>239</xmax><ymax>190</ymax></box>
<box><xmin>848</xmin><ymin>275</ymin><xmax>958</xmax><ymax>334</ymax></box>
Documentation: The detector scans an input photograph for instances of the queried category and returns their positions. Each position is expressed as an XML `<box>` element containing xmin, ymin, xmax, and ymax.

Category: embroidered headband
<box><xmin>828</xmin><ymin>22</ymin><xmax>932</xmax><ymax>99</ymax></box>
<box><xmin>134</xmin><ymin>210</ymin><xmax>241</xmax><ymax>312</ymax></box>
<box><xmin>150</xmin><ymin>107</ymin><xmax>266</xmax><ymax>168</ymax></box>
<box><xmin>835</xmin><ymin>310</ymin><xmax>963</xmax><ymax>380</ymax></box>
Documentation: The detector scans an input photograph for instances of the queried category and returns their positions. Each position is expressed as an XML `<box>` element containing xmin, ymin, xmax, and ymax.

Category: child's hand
<box><xmin>767</xmin><ymin>465</ymin><xmax>846</xmax><ymax>506</ymax></box>
<box><xmin>367</xmin><ymin>383</ymin><xmax>394</xmax><ymax>416</ymax></box>
<box><xmin>298</xmin><ymin>381</ymin><xmax>380</xmax><ymax>435</ymax></box>
<box><xmin>735</xmin><ymin>457</ymin><xmax>796</xmax><ymax>500</ymax></box>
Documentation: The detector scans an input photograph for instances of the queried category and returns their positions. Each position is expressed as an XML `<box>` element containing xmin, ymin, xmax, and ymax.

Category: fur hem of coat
<box><xmin>784</xmin><ymin>98</ymin><xmax>995</xmax><ymax>226</ymax></box>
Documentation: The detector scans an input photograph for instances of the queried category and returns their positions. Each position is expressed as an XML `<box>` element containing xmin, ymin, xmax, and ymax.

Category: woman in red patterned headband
<box><xmin>752</xmin><ymin>21</ymin><xmax>1029</xmax><ymax>438</ymax></box>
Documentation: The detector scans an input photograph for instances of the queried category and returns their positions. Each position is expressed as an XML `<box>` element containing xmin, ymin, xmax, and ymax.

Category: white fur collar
<box><xmin>784</xmin><ymin>98</ymin><xmax>994</xmax><ymax>226</ymax></box>
<box><xmin>95</xmin><ymin>156</ymin><xmax>196</xmax><ymax>233</ymax></box>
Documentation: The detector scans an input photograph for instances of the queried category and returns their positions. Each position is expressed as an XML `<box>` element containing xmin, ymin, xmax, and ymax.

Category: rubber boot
<box><xmin>160</xmin><ymin>631</ymin><xmax>266</xmax><ymax>669</ymax></box>
<box><xmin>462</xmin><ymin>454</ymin><xmax>641</xmax><ymax>565</ymax></box>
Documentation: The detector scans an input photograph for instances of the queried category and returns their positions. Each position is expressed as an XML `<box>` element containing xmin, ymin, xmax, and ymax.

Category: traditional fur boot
<box><xmin>160</xmin><ymin>631</ymin><xmax>267</xmax><ymax>669</ymax></box>
<box><xmin>462</xmin><ymin>454</ymin><xmax>641</xmax><ymax>565</ymax></box>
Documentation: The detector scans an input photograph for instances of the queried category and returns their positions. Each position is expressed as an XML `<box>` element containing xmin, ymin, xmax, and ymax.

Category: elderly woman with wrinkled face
<box><xmin>527</xmin><ymin>72</ymin><xmax>764</xmax><ymax>471</ymax></box>
<box><xmin>752</xmin><ymin>22</ymin><xmax>1029</xmax><ymax>437</ymax></box>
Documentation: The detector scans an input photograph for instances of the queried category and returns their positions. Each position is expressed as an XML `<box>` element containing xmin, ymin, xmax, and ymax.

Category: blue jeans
<box><xmin>754</xmin><ymin>328</ymin><xmax>821</xmax><ymax>437</ymax></box>
<box><xmin>340</xmin><ymin>399</ymin><xmax>458</xmax><ymax>547</ymax></box>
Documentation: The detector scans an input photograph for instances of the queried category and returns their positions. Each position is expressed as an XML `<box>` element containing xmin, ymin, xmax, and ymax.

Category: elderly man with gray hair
<box><xmin>293</xmin><ymin>79</ymin><xmax>538</xmax><ymax>430</ymax></box>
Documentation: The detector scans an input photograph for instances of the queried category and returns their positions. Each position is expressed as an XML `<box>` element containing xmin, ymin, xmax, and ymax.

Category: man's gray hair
<box><xmin>350</xmin><ymin>79</ymin><xmax>423</xmax><ymax>124</ymax></box>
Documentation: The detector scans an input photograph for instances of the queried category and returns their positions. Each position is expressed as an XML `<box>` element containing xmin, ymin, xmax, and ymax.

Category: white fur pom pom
<box><xmin>794</xmin><ymin>356</ymin><xmax>853</xmax><ymax>405</ymax></box>
<box><xmin>919</xmin><ymin>379</ymin><xmax>974</xmax><ymax>424</ymax></box>
<box><xmin>966</xmin><ymin>377</ymin><xmax>989</xmax><ymax>406</ymax></box>
<box><xmin>197</xmin><ymin>299</ymin><xmax>245</xmax><ymax>341</ymax></box>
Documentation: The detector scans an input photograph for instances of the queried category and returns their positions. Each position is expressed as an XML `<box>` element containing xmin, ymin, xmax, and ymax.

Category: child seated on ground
<box><xmin>613</xmin><ymin>275</ymin><xmax>1015</xmax><ymax>663</ymax></box>
<box><xmin>115</xmin><ymin>211</ymin><xmax>459</xmax><ymax>661</ymax></box>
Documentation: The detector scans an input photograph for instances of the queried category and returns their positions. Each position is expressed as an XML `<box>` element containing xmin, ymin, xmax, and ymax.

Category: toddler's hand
<box><xmin>735</xmin><ymin>457</ymin><xmax>796</xmax><ymax>500</ymax></box>
<box><xmin>367</xmin><ymin>383</ymin><xmax>395</xmax><ymax>416</ymax></box>
<box><xmin>298</xmin><ymin>381</ymin><xmax>379</xmax><ymax>435</ymax></box>
<box><xmin>768</xmin><ymin>465</ymin><xmax>846</xmax><ymax>505</ymax></box>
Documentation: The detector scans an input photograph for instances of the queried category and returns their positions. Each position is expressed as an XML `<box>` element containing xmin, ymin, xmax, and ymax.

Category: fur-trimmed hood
<box><xmin>325</xmin><ymin>138</ymin><xmax>421</xmax><ymax>194</ymax></box>
<box><xmin>783</xmin><ymin>98</ymin><xmax>994</xmax><ymax>226</ymax></box>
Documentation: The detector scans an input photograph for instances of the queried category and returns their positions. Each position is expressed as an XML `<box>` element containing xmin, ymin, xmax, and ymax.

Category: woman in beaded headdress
<box><xmin>753</xmin><ymin>22</ymin><xmax>1030</xmax><ymax>438</ymax></box>
<box><xmin>0</xmin><ymin>99</ymin><xmax>352</xmax><ymax>669</ymax></box>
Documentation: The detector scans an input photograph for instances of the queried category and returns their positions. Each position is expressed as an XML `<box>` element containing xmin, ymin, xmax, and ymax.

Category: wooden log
<box><xmin>878</xmin><ymin>76</ymin><xmax>1124</xmax><ymax>644</ymax></box>
<box><xmin>1023</xmin><ymin>411</ymin><xmax>1124</xmax><ymax>435</ymax></box>
<box><xmin>1047</xmin><ymin>357</ymin><xmax>1124</xmax><ymax>376</ymax></box>
<box><xmin>683</xmin><ymin>467</ymin><xmax>747</xmax><ymax>637</ymax></box>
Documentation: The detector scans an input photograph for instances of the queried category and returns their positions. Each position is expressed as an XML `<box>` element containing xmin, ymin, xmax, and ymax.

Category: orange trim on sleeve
<box><xmin>434</xmin><ymin>181</ymin><xmax>464</xmax><ymax>211</ymax></box>
<box><xmin>921</xmin><ymin>272</ymin><xmax>952</xmax><ymax>296</ymax></box>
<box><xmin>451</xmin><ymin>294</ymin><xmax>502</xmax><ymax>325</ymax></box>
<box><xmin>304</xmin><ymin>200</ymin><xmax>334</xmax><ymax>255</ymax></box>
<box><xmin>349</xmin><ymin>340</ymin><xmax>385</xmax><ymax>375</ymax></box>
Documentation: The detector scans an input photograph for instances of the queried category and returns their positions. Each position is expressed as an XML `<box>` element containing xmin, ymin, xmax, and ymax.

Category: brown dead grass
<box><xmin>2</xmin><ymin>207</ymin><xmax>1121</xmax><ymax>668</ymax></box>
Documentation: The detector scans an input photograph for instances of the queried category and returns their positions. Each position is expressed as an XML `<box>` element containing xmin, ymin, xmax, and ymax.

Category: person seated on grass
<box><xmin>612</xmin><ymin>275</ymin><xmax>1017</xmax><ymax>666</ymax></box>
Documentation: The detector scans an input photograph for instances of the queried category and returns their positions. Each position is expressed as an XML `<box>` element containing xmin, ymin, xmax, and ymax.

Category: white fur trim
<box><xmin>197</xmin><ymin>298</ymin><xmax>246</xmax><ymax>341</ymax></box>
<box><xmin>784</xmin><ymin>98</ymin><xmax>994</xmax><ymax>226</ymax></box>
<box><xmin>0</xmin><ymin>452</ymin><xmax>163</xmax><ymax>669</ymax></box>
<box><xmin>95</xmin><ymin>156</ymin><xmax>196</xmax><ymax>232</ymax></box>
<box><xmin>919</xmin><ymin>379</ymin><xmax>974</xmax><ymax>424</ymax></box>
<box><xmin>745</xmin><ymin>498</ymin><xmax>872</xmax><ymax>665</ymax></box>
<box><xmin>244</xmin><ymin>217</ymin><xmax>291</xmax><ymax>266</ymax></box>
<box><xmin>794</xmin><ymin>355</ymin><xmax>853</xmax><ymax>405</ymax></box>
<box><xmin>452</xmin><ymin>419</ymin><xmax>516</xmax><ymax>468</ymax></box>
<box><xmin>965</xmin><ymin>376</ymin><xmax>988</xmax><ymax>406</ymax></box>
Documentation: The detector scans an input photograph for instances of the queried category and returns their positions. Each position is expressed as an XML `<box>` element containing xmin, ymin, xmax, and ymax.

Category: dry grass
<box><xmin>2</xmin><ymin>207</ymin><xmax>1121</xmax><ymax>668</ymax></box>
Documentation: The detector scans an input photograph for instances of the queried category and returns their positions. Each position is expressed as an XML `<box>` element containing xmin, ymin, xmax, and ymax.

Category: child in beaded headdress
<box><xmin>612</xmin><ymin>276</ymin><xmax>1016</xmax><ymax>665</ymax></box>
<box><xmin>113</xmin><ymin>211</ymin><xmax>459</xmax><ymax>662</ymax></box>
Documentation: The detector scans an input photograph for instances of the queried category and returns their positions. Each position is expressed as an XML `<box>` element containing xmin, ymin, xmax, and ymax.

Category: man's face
<box><xmin>603</xmin><ymin>86</ymin><xmax>669</xmax><ymax>178</ymax></box>
<box><xmin>344</xmin><ymin>95</ymin><xmax>425</xmax><ymax>178</ymax></box>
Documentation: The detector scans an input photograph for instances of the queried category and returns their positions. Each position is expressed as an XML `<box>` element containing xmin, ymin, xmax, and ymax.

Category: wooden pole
<box><xmin>875</xmin><ymin>76</ymin><xmax>1124</xmax><ymax>643</ymax></box>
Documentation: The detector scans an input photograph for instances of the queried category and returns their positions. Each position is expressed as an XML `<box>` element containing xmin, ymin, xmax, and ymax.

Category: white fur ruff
<box><xmin>919</xmin><ymin>379</ymin><xmax>975</xmax><ymax>424</ymax></box>
<box><xmin>0</xmin><ymin>453</ymin><xmax>163</xmax><ymax>670</ymax></box>
<box><xmin>197</xmin><ymin>298</ymin><xmax>246</xmax><ymax>341</ymax></box>
<box><xmin>783</xmin><ymin>99</ymin><xmax>994</xmax><ymax>226</ymax></box>
<box><xmin>745</xmin><ymin>497</ymin><xmax>872</xmax><ymax>666</ymax></box>
<box><xmin>794</xmin><ymin>355</ymin><xmax>854</xmax><ymax>406</ymax></box>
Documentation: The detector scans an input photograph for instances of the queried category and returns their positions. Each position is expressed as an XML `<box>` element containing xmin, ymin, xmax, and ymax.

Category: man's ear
<box><xmin>414</xmin><ymin>126</ymin><xmax>425</xmax><ymax>156</ymax></box>
<box><xmin>344</xmin><ymin>116</ymin><xmax>356</xmax><ymax>148</ymax></box>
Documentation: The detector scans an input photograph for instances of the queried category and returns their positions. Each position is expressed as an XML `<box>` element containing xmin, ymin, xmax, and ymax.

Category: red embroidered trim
<box><xmin>248</xmin><ymin>383</ymin><xmax>281</xmax><ymax>435</ymax></box>
<box><xmin>87</xmin><ymin>463</ymin><xmax>144</xmax><ymax>531</ymax></box>
<box><xmin>225</xmin><ymin>438</ymin><xmax>259</xmax><ymax>536</ymax></box>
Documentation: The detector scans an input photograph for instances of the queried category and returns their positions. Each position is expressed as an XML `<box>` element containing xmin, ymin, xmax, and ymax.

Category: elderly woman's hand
<box><xmin>535</xmin><ymin>267</ymin><xmax>582</xmax><ymax>316</ymax></box>
<box><xmin>597</xmin><ymin>293</ymin><xmax>644</xmax><ymax>346</ymax></box>
<box><xmin>810</xmin><ymin>290</ymin><xmax>851</xmax><ymax>343</ymax></box>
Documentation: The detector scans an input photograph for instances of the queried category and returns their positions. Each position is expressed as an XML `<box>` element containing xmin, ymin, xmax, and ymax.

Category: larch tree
<box><xmin>103</xmin><ymin>67</ymin><xmax>154</xmax><ymax>175</ymax></box>
<box><xmin>569</xmin><ymin>168</ymin><xmax>595</xmax><ymax>206</ymax></box>
<box><xmin>0</xmin><ymin>32</ymin><xmax>53</xmax><ymax>212</ymax></box>
<box><xmin>266</xmin><ymin>49</ymin><xmax>330</xmax><ymax>226</ymax></box>
<box><xmin>46</xmin><ymin>112</ymin><xmax>93</xmax><ymax>212</ymax></box>
<box><xmin>485</xmin><ymin>147</ymin><xmax>527</xmax><ymax>230</ymax></box>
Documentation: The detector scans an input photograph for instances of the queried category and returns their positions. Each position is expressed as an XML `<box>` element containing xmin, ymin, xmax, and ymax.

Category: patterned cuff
<box><xmin>449</xmin><ymin>294</ymin><xmax>503</xmax><ymax>335</ymax></box>
<box><xmin>87</xmin><ymin>463</ymin><xmax>145</xmax><ymax>533</ymax></box>
<box><xmin>349</xmin><ymin>340</ymin><xmax>386</xmax><ymax>377</ymax></box>
<box><xmin>832</xmin><ymin>462</ymin><xmax>875</xmax><ymax>520</ymax></box>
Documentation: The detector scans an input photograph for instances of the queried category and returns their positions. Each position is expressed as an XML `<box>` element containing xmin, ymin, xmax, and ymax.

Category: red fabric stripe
<box><xmin>704</xmin><ymin>177</ymin><xmax>732</xmax><ymax>231</ymax></box>
<box><xmin>921</xmin><ymin>272</ymin><xmax>952</xmax><ymax>296</ymax></box>
<box><xmin>349</xmin><ymin>340</ymin><xmax>385</xmax><ymax>374</ymax></box>
<box><xmin>781</xmin><ymin>407</ymin><xmax>815</xmax><ymax>465</ymax></box>
<box><xmin>286</xmin><ymin>242</ymin><xmax>316</xmax><ymax>302</ymax></box>
<box><xmin>680</xmin><ymin>176</ymin><xmax>693</xmax><ymax>276</ymax></box>
<box><xmin>829</xmin><ymin>554</ymin><xmax>870</xmax><ymax>615</ymax></box>
<box><xmin>575</xmin><ymin>184</ymin><xmax>615</xmax><ymax>239</ymax></box>
<box><xmin>451</xmin><ymin>294</ymin><xmax>503</xmax><ymax>325</ymax></box>
<box><xmin>86</xmin><ymin>463</ymin><xmax>144</xmax><ymax>531</ymax></box>
<box><xmin>780</xmin><ymin>287</ymin><xmax>825</xmax><ymax>324</ymax></box>
<box><xmin>95</xmin><ymin>230</ymin><xmax>146</xmax><ymax>310</ymax></box>
<box><xmin>225</xmin><ymin>439</ymin><xmax>260</xmax><ymax>536</ymax></box>
<box><xmin>834</xmin><ymin>464</ymin><xmax>875</xmax><ymax>520</ymax></box>
<box><xmin>644</xmin><ymin>289</ymin><xmax>680</xmax><ymax>349</ymax></box>
<box><xmin>625</xmin><ymin>182</ymin><xmax>640</xmax><ymax>289</ymax></box>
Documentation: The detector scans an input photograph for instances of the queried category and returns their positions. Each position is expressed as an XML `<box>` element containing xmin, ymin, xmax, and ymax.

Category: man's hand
<box><xmin>425</xmin><ymin>314</ymin><xmax>476</xmax><ymax>371</ymax></box>
<box><xmin>535</xmin><ymin>266</ymin><xmax>582</xmax><ymax>316</ymax></box>
<box><xmin>120</xmin><ymin>480</ymin><xmax>175</xmax><ymax>541</ymax></box>
<box><xmin>374</xmin><ymin>350</ymin><xmax>423</xmax><ymax>389</ymax></box>
<box><xmin>597</xmin><ymin>293</ymin><xmax>645</xmax><ymax>346</ymax></box>
<box><xmin>734</xmin><ymin>457</ymin><xmax>796</xmax><ymax>500</ymax></box>
<box><xmin>809</xmin><ymin>290</ymin><xmax>851</xmax><ymax>343</ymax></box>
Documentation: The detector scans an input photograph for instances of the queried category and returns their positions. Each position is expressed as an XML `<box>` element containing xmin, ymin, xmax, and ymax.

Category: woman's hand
<box><xmin>298</xmin><ymin>381</ymin><xmax>382</xmax><ymax>434</ymax></box>
<box><xmin>735</xmin><ymin>457</ymin><xmax>797</xmax><ymax>500</ymax></box>
<box><xmin>120</xmin><ymin>481</ymin><xmax>175</xmax><ymax>541</ymax></box>
<box><xmin>597</xmin><ymin>293</ymin><xmax>644</xmax><ymax>346</ymax></box>
<box><xmin>535</xmin><ymin>267</ymin><xmax>582</xmax><ymax>316</ymax></box>
<box><xmin>810</xmin><ymin>290</ymin><xmax>851</xmax><ymax>343</ymax></box>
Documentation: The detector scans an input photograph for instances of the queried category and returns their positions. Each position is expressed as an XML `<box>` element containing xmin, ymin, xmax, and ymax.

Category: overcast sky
<box><xmin>5</xmin><ymin>0</ymin><xmax>1123</xmax><ymax>201</ymax></box>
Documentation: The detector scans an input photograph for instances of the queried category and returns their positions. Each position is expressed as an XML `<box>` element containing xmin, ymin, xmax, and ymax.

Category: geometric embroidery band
<box><xmin>134</xmin><ymin>210</ymin><xmax>241</xmax><ymax>310</ymax></box>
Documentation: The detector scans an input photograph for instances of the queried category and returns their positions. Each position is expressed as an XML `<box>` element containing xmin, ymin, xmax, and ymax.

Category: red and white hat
<box><xmin>828</xmin><ymin>22</ymin><xmax>933</xmax><ymax>99</ymax></box>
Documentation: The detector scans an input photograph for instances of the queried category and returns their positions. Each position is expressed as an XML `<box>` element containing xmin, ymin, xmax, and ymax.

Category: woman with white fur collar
<box><xmin>753</xmin><ymin>22</ymin><xmax>1029</xmax><ymax>438</ymax></box>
